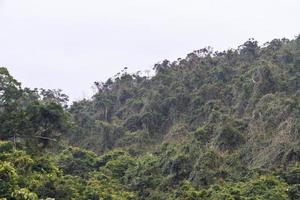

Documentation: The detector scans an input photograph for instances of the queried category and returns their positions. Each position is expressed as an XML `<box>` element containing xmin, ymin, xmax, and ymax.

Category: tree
<box><xmin>0</xmin><ymin>68</ymin><xmax>71</xmax><ymax>149</ymax></box>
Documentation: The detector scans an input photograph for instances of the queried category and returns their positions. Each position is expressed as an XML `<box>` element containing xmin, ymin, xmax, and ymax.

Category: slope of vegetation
<box><xmin>1</xmin><ymin>35</ymin><xmax>300</xmax><ymax>199</ymax></box>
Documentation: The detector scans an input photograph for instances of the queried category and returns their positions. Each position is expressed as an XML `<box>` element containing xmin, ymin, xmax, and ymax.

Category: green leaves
<box><xmin>58</xmin><ymin>147</ymin><xmax>98</xmax><ymax>178</ymax></box>
<box><xmin>12</xmin><ymin>188</ymin><xmax>38</xmax><ymax>200</ymax></box>
<box><xmin>0</xmin><ymin>68</ymin><xmax>71</xmax><ymax>150</ymax></box>
<box><xmin>24</xmin><ymin>101</ymin><xmax>71</xmax><ymax>147</ymax></box>
<box><xmin>2</xmin><ymin>35</ymin><xmax>300</xmax><ymax>199</ymax></box>
<box><xmin>0</xmin><ymin>161</ymin><xmax>17</xmax><ymax>197</ymax></box>
<box><xmin>215</xmin><ymin>124</ymin><xmax>245</xmax><ymax>152</ymax></box>
<box><xmin>0</xmin><ymin>67</ymin><xmax>22</xmax><ymax>107</ymax></box>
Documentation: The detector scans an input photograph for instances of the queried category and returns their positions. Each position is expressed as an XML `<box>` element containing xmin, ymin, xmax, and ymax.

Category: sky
<box><xmin>0</xmin><ymin>0</ymin><xmax>299</xmax><ymax>102</ymax></box>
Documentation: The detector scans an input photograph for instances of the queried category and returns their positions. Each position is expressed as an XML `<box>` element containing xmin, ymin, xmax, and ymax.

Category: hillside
<box><xmin>69</xmin><ymin>37</ymin><xmax>300</xmax><ymax>168</ymax></box>
<box><xmin>0</xmin><ymin>35</ymin><xmax>300</xmax><ymax>199</ymax></box>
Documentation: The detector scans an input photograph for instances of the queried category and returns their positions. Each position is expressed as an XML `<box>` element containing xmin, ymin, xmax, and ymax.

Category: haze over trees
<box><xmin>1</xmin><ymin>35</ymin><xmax>300</xmax><ymax>199</ymax></box>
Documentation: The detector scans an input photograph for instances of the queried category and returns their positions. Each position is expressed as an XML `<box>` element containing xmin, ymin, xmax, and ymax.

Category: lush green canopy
<box><xmin>1</xmin><ymin>35</ymin><xmax>300</xmax><ymax>199</ymax></box>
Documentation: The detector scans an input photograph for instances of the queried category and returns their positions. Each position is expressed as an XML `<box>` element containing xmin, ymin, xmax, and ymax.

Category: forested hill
<box><xmin>1</xmin><ymin>35</ymin><xmax>300</xmax><ymax>199</ymax></box>
<box><xmin>69</xmin><ymin>36</ymin><xmax>300</xmax><ymax>167</ymax></box>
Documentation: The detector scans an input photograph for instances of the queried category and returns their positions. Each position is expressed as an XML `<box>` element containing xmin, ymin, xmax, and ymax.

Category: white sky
<box><xmin>0</xmin><ymin>0</ymin><xmax>299</xmax><ymax>102</ymax></box>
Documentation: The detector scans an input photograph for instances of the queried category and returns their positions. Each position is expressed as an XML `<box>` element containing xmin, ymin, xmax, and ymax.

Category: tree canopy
<box><xmin>1</xmin><ymin>35</ymin><xmax>300</xmax><ymax>199</ymax></box>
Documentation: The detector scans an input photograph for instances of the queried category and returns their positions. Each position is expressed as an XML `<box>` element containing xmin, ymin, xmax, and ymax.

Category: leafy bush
<box><xmin>215</xmin><ymin>125</ymin><xmax>245</xmax><ymax>151</ymax></box>
<box><xmin>0</xmin><ymin>161</ymin><xmax>17</xmax><ymax>197</ymax></box>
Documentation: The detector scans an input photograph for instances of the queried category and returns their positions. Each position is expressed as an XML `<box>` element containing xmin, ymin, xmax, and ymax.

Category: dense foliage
<box><xmin>1</xmin><ymin>35</ymin><xmax>300</xmax><ymax>199</ymax></box>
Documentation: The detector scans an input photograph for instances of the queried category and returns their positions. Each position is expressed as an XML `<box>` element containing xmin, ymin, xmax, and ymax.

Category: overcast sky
<box><xmin>0</xmin><ymin>0</ymin><xmax>299</xmax><ymax>102</ymax></box>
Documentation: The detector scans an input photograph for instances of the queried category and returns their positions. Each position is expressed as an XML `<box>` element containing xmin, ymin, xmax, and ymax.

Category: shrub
<box><xmin>215</xmin><ymin>125</ymin><xmax>245</xmax><ymax>151</ymax></box>
<box><xmin>0</xmin><ymin>161</ymin><xmax>17</xmax><ymax>197</ymax></box>
<box><xmin>12</xmin><ymin>188</ymin><xmax>38</xmax><ymax>200</ymax></box>
<box><xmin>283</xmin><ymin>164</ymin><xmax>300</xmax><ymax>184</ymax></box>
<box><xmin>194</xmin><ymin>127</ymin><xmax>210</xmax><ymax>144</ymax></box>
<box><xmin>0</xmin><ymin>140</ymin><xmax>14</xmax><ymax>153</ymax></box>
